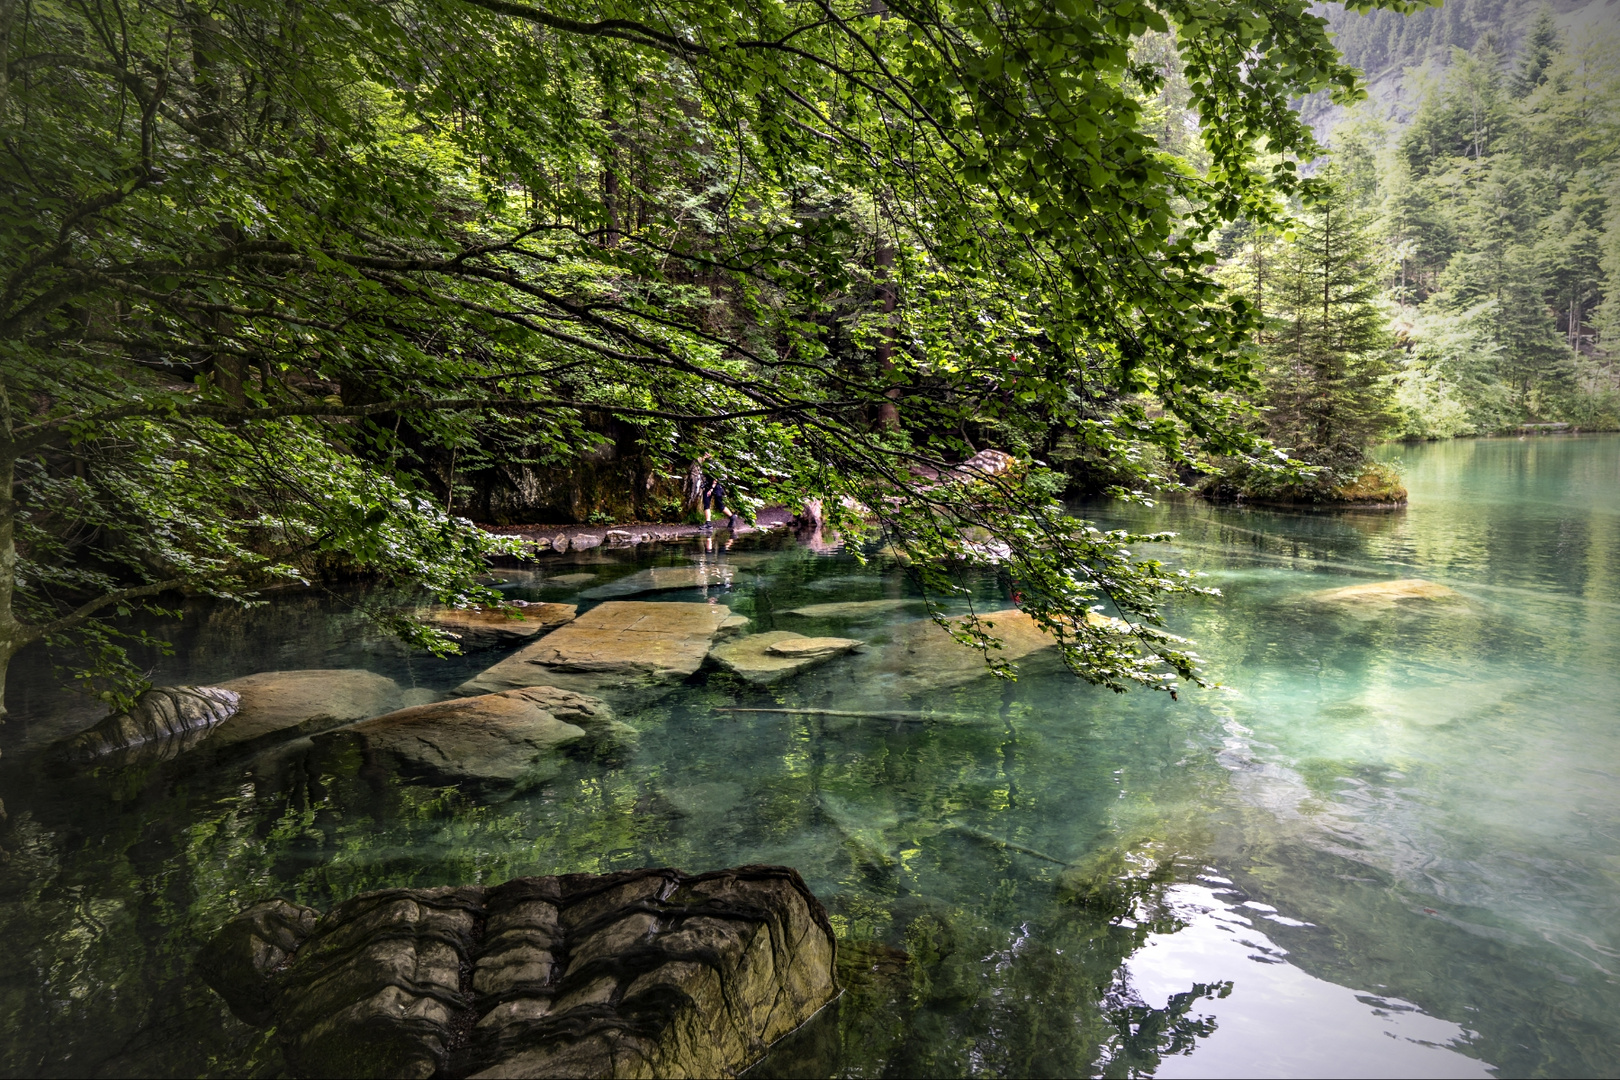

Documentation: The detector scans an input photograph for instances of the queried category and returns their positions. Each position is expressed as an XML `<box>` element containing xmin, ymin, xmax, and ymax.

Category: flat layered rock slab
<box><xmin>205</xmin><ymin>670</ymin><xmax>415</xmax><ymax>752</ymax></box>
<box><xmin>710</xmin><ymin>631</ymin><xmax>864</xmax><ymax>684</ymax></box>
<box><xmin>425</xmin><ymin>603</ymin><xmax>576</xmax><ymax>648</ymax></box>
<box><xmin>580</xmin><ymin>565</ymin><xmax>737</xmax><ymax>599</ymax></box>
<box><xmin>456</xmin><ymin>602</ymin><xmax>731</xmax><ymax>703</ymax></box>
<box><xmin>782</xmin><ymin>598</ymin><xmax>924</xmax><ymax>620</ymax></box>
<box><xmin>313</xmin><ymin>688</ymin><xmax>605</xmax><ymax>791</ymax></box>
<box><xmin>201</xmin><ymin>866</ymin><xmax>837</xmax><ymax>1080</ymax></box>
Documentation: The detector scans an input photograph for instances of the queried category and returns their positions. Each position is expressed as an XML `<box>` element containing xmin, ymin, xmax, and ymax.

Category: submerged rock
<box><xmin>55</xmin><ymin>685</ymin><xmax>241</xmax><ymax>762</ymax></box>
<box><xmin>424</xmin><ymin>603</ymin><xmax>576</xmax><ymax>649</ymax></box>
<box><xmin>455</xmin><ymin>601</ymin><xmax>732</xmax><ymax>704</ymax></box>
<box><xmin>782</xmin><ymin>598</ymin><xmax>923</xmax><ymax>620</ymax></box>
<box><xmin>313</xmin><ymin>688</ymin><xmax>594</xmax><ymax>791</ymax></box>
<box><xmin>863</xmin><ymin>609</ymin><xmax>1058</xmax><ymax>696</ymax></box>
<box><xmin>709</xmin><ymin>631</ymin><xmax>864</xmax><ymax>684</ymax></box>
<box><xmin>580</xmin><ymin>564</ymin><xmax>737</xmax><ymax>599</ymax></box>
<box><xmin>541</xmin><ymin>572</ymin><xmax>600</xmax><ymax>587</ymax></box>
<box><xmin>211</xmin><ymin>669</ymin><xmax>408</xmax><ymax>752</ymax></box>
<box><xmin>716</xmin><ymin>613</ymin><xmax>752</xmax><ymax>637</ymax></box>
<box><xmin>1306</xmin><ymin>578</ymin><xmax>1462</xmax><ymax>610</ymax></box>
<box><xmin>201</xmin><ymin>866</ymin><xmax>837</xmax><ymax>1079</ymax></box>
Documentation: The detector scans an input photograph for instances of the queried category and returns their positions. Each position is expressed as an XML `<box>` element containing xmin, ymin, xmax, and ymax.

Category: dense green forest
<box><xmin>3</xmin><ymin>0</ymin><xmax>1418</xmax><ymax>706</ymax></box>
<box><xmin>4</xmin><ymin>0</ymin><xmax>1616</xmax><ymax>706</ymax></box>
<box><xmin>1194</xmin><ymin>1</ymin><xmax>1620</xmax><ymax>506</ymax></box>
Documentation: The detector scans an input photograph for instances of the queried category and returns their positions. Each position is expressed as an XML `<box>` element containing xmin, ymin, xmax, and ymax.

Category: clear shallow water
<box><xmin>1</xmin><ymin>435</ymin><xmax>1617</xmax><ymax>1077</ymax></box>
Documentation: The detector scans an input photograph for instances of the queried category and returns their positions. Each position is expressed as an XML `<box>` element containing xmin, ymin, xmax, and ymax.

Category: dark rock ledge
<box><xmin>198</xmin><ymin>866</ymin><xmax>838</xmax><ymax>1079</ymax></box>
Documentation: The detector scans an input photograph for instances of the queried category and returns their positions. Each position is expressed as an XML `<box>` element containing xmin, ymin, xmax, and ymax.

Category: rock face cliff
<box><xmin>199</xmin><ymin>866</ymin><xmax>838</xmax><ymax>1079</ymax></box>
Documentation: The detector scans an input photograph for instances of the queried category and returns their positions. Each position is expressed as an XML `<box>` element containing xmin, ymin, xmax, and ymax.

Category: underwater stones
<box><xmin>580</xmin><ymin>564</ymin><xmax>737</xmax><ymax>599</ymax></box>
<box><xmin>454</xmin><ymin>601</ymin><xmax>732</xmax><ymax>703</ymax></box>
<box><xmin>424</xmin><ymin>602</ymin><xmax>576</xmax><ymax>648</ymax></box>
<box><xmin>316</xmin><ymin>688</ymin><xmax>592</xmax><ymax>790</ymax></box>
<box><xmin>55</xmin><ymin>685</ymin><xmax>240</xmax><ymax>762</ymax></box>
<box><xmin>782</xmin><ymin>598</ymin><xmax>924</xmax><ymax>620</ymax></box>
<box><xmin>542</xmin><ymin>572</ymin><xmax>600</xmax><ymax>587</ymax></box>
<box><xmin>211</xmin><ymin>669</ymin><xmax>408</xmax><ymax>751</ymax></box>
<box><xmin>202</xmin><ymin>866</ymin><xmax>837</xmax><ymax>1080</ymax></box>
<box><xmin>1306</xmin><ymin>578</ymin><xmax>1463</xmax><ymax>610</ymax></box>
<box><xmin>709</xmin><ymin>631</ymin><xmax>864</xmax><ymax>684</ymax></box>
<box><xmin>858</xmin><ymin>609</ymin><xmax>1059</xmax><ymax>696</ymax></box>
<box><xmin>716</xmin><ymin>613</ymin><xmax>752</xmax><ymax>637</ymax></box>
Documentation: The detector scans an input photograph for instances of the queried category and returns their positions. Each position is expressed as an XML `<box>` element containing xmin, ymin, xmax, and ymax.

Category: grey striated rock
<box><xmin>201</xmin><ymin>866</ymin><xmax>838</xmax><ymax>1079</ymax></box>
<box><xmin>56</xmin><ymin>685</ymin><xmax>241</xmax><ymax>762</ymax></box>
<box><xmin>195</xmin><ymin>898</ymin><xmax>321</xmax><ymax>1025</ymax></box>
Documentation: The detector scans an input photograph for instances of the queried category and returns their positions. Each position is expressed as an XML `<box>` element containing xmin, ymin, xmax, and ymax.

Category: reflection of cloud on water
<box><xmin>1125</xmin><ymin>883</ymin><xmax>1492</xmax><ymax>1079</ymax></box>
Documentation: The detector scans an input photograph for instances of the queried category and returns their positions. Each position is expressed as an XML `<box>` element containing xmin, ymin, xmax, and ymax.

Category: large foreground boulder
<box><xmin>455</xmin><ymin>602</ymin><xmax>732</xmax><ymax>705</ymax></box>
<box><xmin>54</xmin><ymin>685</ymin><xmax>241</xmax><ymax>762</ymax></box>
<box><xmin>200</xmin><ymin>866</ymin><xmax>838</xmax><ymax>1079</ymax></box>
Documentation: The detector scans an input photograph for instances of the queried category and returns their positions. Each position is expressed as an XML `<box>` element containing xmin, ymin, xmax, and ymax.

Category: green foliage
<box><xmin>1323</xmin><ymin>15</ymin><xmax>1620</xmax><ymax>436</ymax></box>
<box><xmin>1214</xmin><ymin>173</ymin><xmax>1399</xmax><ymax>499</ymax></box>
<box><xmin>1</xmin><ymin>0</ymin><xmax>1429</xmax><ymax>704</ymax></box>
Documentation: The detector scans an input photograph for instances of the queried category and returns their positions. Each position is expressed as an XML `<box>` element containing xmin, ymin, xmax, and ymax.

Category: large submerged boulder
<box><xmin>312</xmin><ymin>686</ymin><xmax>634</xmax><ymax>791</ymax></box>
<box><xmin>200</xmin><ymin>866</ymin><xmax>838</xmax><ymax>1079</ymax></box>
<box><xmin>210</xmin><ymin>669</ymin><xmax>415</xmax><ymax>752</ymax></box>
<box><xmin>455</xmin><ymin>601</ymin><xmax>732</xmax><ymax>705</ymax></box>
<box><xmin>55</xmin><ymin>685</ymin><xmax>241</xmax><ymax>762</ymax></box>
<box><xmin>709</xmin><ymin>631</ymin><xmax>864</xmax><ymax>684</ymax></box>
<box><xmin>781</xmin><ymin>598</ymin><xmax>923</xmax><ymax>620</ymax></box>
<box><xmin>853</xmin><ymin>609</ymin><xmax>1062</xmax><ymax>697</ymax></box>
<box><xmin>425</xmin><ymin>602</ymin><xmax>577</xmax><ymax>649</ymax></box>
<box><xmin>580</xmin><ymin>565</ymin><xmax>736</xmax><ymax>600</ymax></box>
<box><xmin>1305</xmin><ymin>578</ymin><xmax>1463</xmax><ymax>613</ymax></box>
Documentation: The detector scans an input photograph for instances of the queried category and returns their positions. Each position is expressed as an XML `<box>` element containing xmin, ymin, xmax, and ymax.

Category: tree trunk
<box><xmin>875</xmin><ymin>240</ymin><xmax>899</xmax><ymax>431</ymax></box>
<box><xmin>0</xmin><ymin>449</ymin><xmax>16</xmax><ymax>721</ymax></box>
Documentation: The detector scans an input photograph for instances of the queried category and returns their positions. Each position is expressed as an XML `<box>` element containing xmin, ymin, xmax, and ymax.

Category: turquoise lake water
<box><xmin>1</xmin><ymin>434</ymin><xmax>1616</xmax><ymax>1077</ymax></box>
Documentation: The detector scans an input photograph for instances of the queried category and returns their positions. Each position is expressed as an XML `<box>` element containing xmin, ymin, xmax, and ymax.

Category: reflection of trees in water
<box><xmin>0</xmin><ymin>664</ymin><xmax>1227</xmax><ymax>1076</ymax></box>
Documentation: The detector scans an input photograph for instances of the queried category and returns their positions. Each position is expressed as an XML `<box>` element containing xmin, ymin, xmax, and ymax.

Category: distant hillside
<box><xmin>1304</xmin><ymin>0</ymin><xmax>1620</xmax><ymax>136</ymax></box>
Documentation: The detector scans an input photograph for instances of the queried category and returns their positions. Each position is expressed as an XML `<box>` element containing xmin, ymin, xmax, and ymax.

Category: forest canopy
<box><xmin>2</xmin><ymin>0</ymin><xmax>1426</xmax><ymax>708</ymax></box>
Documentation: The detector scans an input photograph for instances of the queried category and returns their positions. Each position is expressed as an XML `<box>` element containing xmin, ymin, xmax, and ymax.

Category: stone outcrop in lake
<box><xmin>200</xmin><ymin>866</ymin><xmax>838</xmax><ymax>1079</ymax></box>
<box><xmin>782</xmin><ymin>598</ymin><xmax>924</xmax><ymax>620</ymax></box>
<box><xmin>312</xmin><ymin>686</ymin><xmax>635</xmax><ymax>791</ymax></box>
<box><xmin>455</xmin><ymin>601</ymin><xmax>732</xmax><ymax>705</ymax></box>
<box><xmin>580</xmin><ymin>565</ymin><xmax>737</xmax><ymax>600</ymax></box>
<box><xmin>851</xmin><ymin>609</ymin><xmax>1062</xmax><ymax>697</ymax></box>
<box><xmin>210</xmin><ymin>669</ymin><xmax>426</xmax><ymax>753</ymax></box>
<box><xmin>425</xmin><ymin>602</ymin><xmax>577</xmax><ymax>648</ymax></box>
<box><xmin>709</xmin><ymin>631</ymin><xmax>864</xmax><ymax>684</ymax></box>
<box><xmin>54</xmin><ymin>685</ymin><xmax>241</xmax><ymax>762</ymax></box>
<box><xmin>1305</xmin><ymin>578</ymin><xmax>1463</xmax><ymax>612</ymax></box>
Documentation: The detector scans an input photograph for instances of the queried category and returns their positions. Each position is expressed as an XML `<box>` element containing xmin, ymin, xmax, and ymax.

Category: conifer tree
<box><xmin>1256</xmin><ymin>177</ymin><xmax>1399</xmax><ymax>491</ymax></box>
